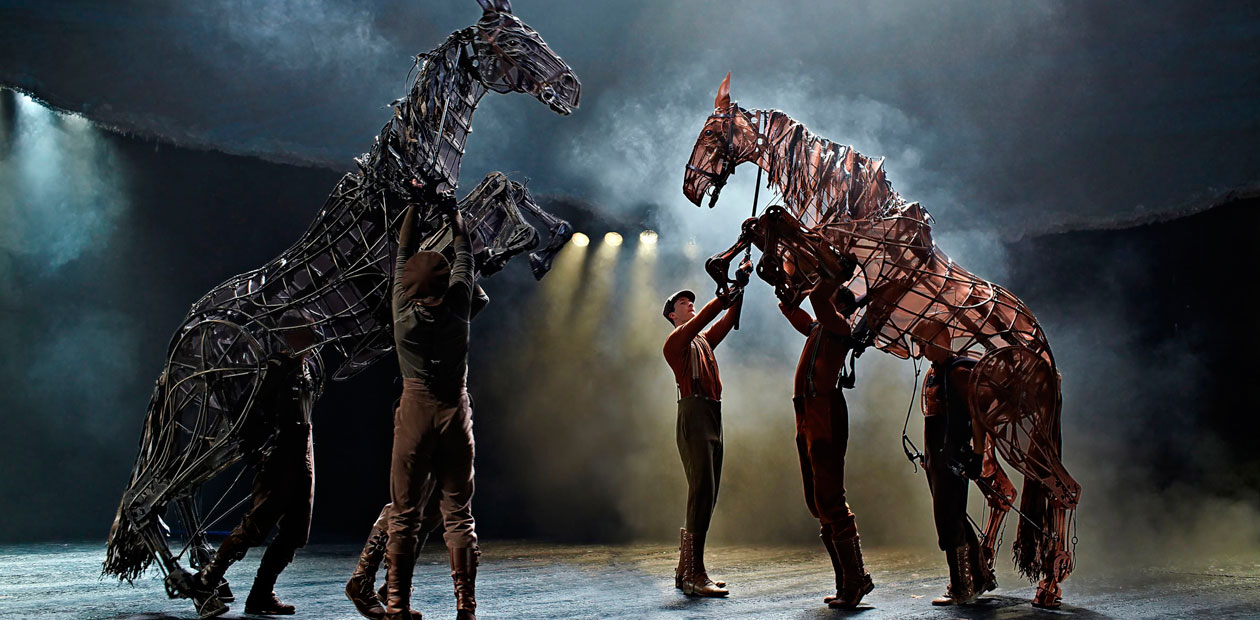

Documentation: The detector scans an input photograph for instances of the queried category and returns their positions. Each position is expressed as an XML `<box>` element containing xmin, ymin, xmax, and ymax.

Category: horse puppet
<box><xmin>103</xmin><ymin>2</ymin><xmax>579</xmax><ymax>616</ymax></box>
<box><xmin>682</xmin><ymin>73</ymin><xmax>1079</xmax><ymax>609</ymax></box>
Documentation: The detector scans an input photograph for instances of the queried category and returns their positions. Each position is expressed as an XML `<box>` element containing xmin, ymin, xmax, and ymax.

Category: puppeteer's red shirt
<box><xmin>663</xmin><ymin>297</ymin><xmax>740</xmax><ymax>400</ymax></box>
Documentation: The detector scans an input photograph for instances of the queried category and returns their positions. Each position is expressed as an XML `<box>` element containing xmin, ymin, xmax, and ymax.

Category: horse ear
<box><xmin>476</xmin><ymin>0</ymin><xmax>496</xmax><ymax>14</ymax></box>
<box><xmin>494</xmin><ymin>0</ymin><xmax>513</xmax><ymax>13</ymax></box>
<box><xmin>715</xmin><ymin>72</ymin><xmax>731</xmax><ymax>110</ymax></box>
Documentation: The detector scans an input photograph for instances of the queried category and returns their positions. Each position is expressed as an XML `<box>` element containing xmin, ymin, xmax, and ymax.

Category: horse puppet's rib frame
<box><xmin>104</xmin><ymin>5</ymin><xmax>580</xmax><ymax>615</ymax></box>
<box><xmin>685</xmin><ymin>75</ymin><xmax>1079</xmax><ymax>608</ymax></box>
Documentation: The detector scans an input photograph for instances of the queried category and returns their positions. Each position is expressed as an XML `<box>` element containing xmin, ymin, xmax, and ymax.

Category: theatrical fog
<box><xmin>1</xmin><ymin>2</ymin><xmax>1258</xmax><ymax>620</ymax></box>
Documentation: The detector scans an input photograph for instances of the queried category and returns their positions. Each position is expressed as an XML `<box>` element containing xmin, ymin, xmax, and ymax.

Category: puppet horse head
<box><xmin>683</xmin><ymin>73</ymin><xmax>762</xmax><ymax>208</ymax></box>
<box><xmin>472</xmin><ymin>0</ymin><xmax>581</xmax><ymax>115</ymax></box>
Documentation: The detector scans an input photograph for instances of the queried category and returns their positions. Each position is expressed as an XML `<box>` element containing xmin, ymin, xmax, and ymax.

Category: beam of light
<box><xmin>2</xmin><ymin>87</ymin><xmax>126</xmax><ymax>271</ymax></box>
<box><xmin>624</xmin><ymin>229</ymin><xmax>662</xmax><ymax>356</ymax></box>
<box><xmin>604</xmin><ymin>231</ymin><xmax>623</xmax><ymax>247</ymax></box>
<box><xmin>571</xmin><ymin>232</ymin><xmax>590</xmax><ymax>247</ymax></box>
<box><xmin>639</xmin><ymin>230</ymin><xmax>658</xmax><ymax>246</ymax></box>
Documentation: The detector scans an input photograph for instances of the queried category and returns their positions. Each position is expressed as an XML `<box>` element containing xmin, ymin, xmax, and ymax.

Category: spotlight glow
<box><xmin>604</xmin><ymin>232</ymin><xmax>623</xmax><ymax>247</ymax></box>
<box><xmin>571</xmin><ymin>232</ymin><xmax>590</xmax><ymax>247</ymax></box>
<box><xmin>639</xmin><ymin>230</ymin><xmax>658</xmax><ymax>245</ymax></box>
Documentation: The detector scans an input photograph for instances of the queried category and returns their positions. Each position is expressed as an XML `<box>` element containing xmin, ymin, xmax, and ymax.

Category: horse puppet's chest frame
<box><xmin>699</xmin><ymin>116</ymin><xmax>1080</xmax><ymax>607</ymax></box>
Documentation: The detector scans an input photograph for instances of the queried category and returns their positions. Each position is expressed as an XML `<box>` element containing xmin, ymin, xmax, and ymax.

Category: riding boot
<box><xmin>383</xmin><ymin>552</ymin><xmax>423</xmax><ymax>620</ymax></box>
<box><xmin>675</xmin><ymin>528</ymin><xmax>685</xmax><ymax>590</ymax></box>
<box><xmin>828</xmin><ymin>533</ymin><xmax>874</xmax><ymax>608</ymax></box>
<box><xmin>245</xmin><ymin>544</ymin><xmax>297</xmax><ymax>615</ymax></box>
<box><xmin>931</xmin><ymin>543</ymin><xmax>978</xmax><ymax>606</ymax></box>
<box><xmin>190</xmin><ymin>541</ymin><xmax>235</xmax><ymax>602</ymax></box>
<box><xmin>680</xmin><ymin>529</ymin><xmax>729</xmax><ymax>597</ymax></box>
<box><xmin>676</xmin><ymin>528</ymin><xmax>725</xmax><ymax>590</ymax></box>
<box><xmin>195</xmin><ymin>531</ymin><xmax>249</xmax><ymax>594</ymax></box>
<box><xmin>347</xmin><ymin>523</ymin><xmax>389</xmax><ymax>619</ymax></box>
<box><xmin>820</xmin><ymin>528</ymin><xmax>844</xmax><ymax>605</ymax></box>
<box><xmin>450</xmin><ymin>546</ymin><xmax>479</xmax><ymax>620</ymax></box>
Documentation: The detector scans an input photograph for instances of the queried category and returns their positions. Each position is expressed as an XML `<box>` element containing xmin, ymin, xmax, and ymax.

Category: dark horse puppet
<box><xmin>102</xmin><ymin>1</ymin><xmax>579</xmax><ymax>616</ymax></box>
<box><xmin>684</xmin><ymin>74</ymin><xmax>1078</xmax><ymax>609</ymax></box>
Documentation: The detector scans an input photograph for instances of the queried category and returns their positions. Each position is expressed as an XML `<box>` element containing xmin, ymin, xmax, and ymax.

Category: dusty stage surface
<box><xmin>2</xmin><ymin>541</ymin><xmax>1258</xmax><ymax>620</ymax></box>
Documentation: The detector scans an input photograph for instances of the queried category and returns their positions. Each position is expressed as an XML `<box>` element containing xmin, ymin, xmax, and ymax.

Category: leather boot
<box><xmin>195</xmin><ymin>532</ymin><xmax>248</xmax><ymax>596</ymax></box>
<box><xmin>347</xmin><ymin>524</ymin><xmax>389</xmax><ymax>619</ymax></box>
<box><xmin>383</xmin><ymin>552</ymin><xmax>423</xmax><ymax>620</ymax></box>
<box><xmin>676</xmin><ymin>529</ymin><xmax>724</xmax><ymax>590</ymax></box>
<box><xmin>675</xmin><ymin>529</ymin><xmax>685</xmax><ymax>590</ymax></box>
<box><xmin>931</xmin><ymin>543</ymin><xmax>978</xmax><ymax>605</ymax></box>
<box><xmin>190</xmin><ymin>542</ymin><xmax>234</xmax><ymax>603</ymax></box>
<box><xmin>450</xmin><ymin>546</ymin><xmax>479</xmax><ymax>620</ymax></box>
<box><xmin>679</xmin><ymin>529</ymin><xmax>728</xmax><ymax>597</ymax></box>
<box><xmin>245</xmin><ymin>544</ymin><xmax>296</xmax><ymax>615</ymax></box>
<box><xmin>828</xmin><ymin>533</ymin><xmax>874</xmax><ymax>608</ymax></box>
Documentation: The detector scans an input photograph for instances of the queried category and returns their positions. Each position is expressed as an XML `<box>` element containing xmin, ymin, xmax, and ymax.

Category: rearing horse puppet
<box><xmin>682</xmin><ymin>74</ymin><xmax>1080</xmax><ymax>609</ymax></box>
<box><xmin>103</xmin><ymin>1</ymin><xmax>579</xmax><ymax>617</ymax></box>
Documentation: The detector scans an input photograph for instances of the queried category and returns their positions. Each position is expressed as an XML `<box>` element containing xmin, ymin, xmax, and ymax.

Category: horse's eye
<box><xmin>703</xmin><ymin>129</ymin><xmax>712</xmax><ymax>136</ymax></box>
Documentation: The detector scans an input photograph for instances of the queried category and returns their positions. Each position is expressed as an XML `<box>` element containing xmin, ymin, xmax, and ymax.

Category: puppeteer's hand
<box><xmin>451</xmin><ymin>209</ymin><xmax>468</xmax><ymax>238</ymax></box>
<box><xmin>735</xmin><ymin>258</ymin><xmax>753</xmax><ymax>287</ymax></box>
<box><xmin>718</xmin><ymin>286</ymin><xmax>742</xmax><ymax>309</ymax></box>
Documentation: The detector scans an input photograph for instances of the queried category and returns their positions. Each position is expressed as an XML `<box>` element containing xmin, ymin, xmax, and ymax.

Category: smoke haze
<box><xmin>1</xmin><ymin>1</ymin><xmax>1259</xmax><ymax>582</ymax></box>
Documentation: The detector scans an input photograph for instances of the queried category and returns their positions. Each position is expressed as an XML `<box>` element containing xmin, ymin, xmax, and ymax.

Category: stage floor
<box><xmin>2</xmin><ymin>541</ymin><xmax>1258</xmax><ymax>619</ymax></box>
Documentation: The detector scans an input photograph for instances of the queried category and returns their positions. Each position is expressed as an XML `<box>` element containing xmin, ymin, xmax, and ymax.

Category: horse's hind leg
<box><xmin>1032</xmin><ymin>505</ymin><xmax>1073</xmax><ymax>609</ymax></box>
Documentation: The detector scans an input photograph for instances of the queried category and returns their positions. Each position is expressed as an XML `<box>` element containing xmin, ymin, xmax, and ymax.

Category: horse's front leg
<box><xmin>976</xmin><ymin>442</ymin><xmax>1017</xmax><ymax>576</ymax></box>
<box><xmin>705</xmin><ymin>218</ymin><xmax>759</xmax><ymax>299</ymax></box>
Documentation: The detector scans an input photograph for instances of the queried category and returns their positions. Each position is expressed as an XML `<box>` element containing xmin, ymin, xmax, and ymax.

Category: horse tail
<box><xmin>1013</xmin><ymin>477</ymin><xmax>1052</xmax><ymax>580</ymax></box>
<box><xmin>102</xmin><ymin>373</ymin><xmax>166</xmax><ymax>581</ymax></box>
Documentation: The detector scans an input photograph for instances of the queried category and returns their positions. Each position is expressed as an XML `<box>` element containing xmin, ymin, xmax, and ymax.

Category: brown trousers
<box><xmin>230</xmin><ymin>423</ymin><xmax>314</xmax><ymax>551</ymax></box>
<box><xmin>676</xmin><ymin>395</ymin><xmax>723</xmax><ymax>534</ymax></box>
<box><xmin>923</xmin><ymin>412</ymin><xmax>980</xmax><ymax>551</ymax></box>
<box><xmin>793</xmin><ymin>391</ymin><xmax>858</xmax><ymax>538</ymax></box>
<box><xmin>387</xmin><ymin>378</ymin><xmax>477</xmax><ymax>554</ymax></box>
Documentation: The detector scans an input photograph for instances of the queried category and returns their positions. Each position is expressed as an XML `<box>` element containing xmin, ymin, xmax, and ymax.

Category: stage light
<box><xmin>604</xmin><ymin>232</ymin><xmax>623</xmax><ymax>247</ymax></box>
<box><xmin>639</xmin><ymin>230</ymin><xmax>658</xmax><ymax>245</ymax></box>
<box><xmin>571</xmin><ymin>232</ymin><xmax>590</xmax><ymax>247</ymax></box>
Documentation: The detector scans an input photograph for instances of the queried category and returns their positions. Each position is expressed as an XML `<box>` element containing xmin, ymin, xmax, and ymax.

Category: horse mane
<box><xmin>361</xmin><ymin>27</ymin><xmax>487</xmax><ymax>200</ymax></box>
<box><xmin>754</xmin><ymin>109</ymin><xmax>904</xmax><ymax>227</ymax></box>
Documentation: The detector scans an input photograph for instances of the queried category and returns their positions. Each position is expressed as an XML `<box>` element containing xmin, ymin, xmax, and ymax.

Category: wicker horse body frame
<box><xmin>683</xmin><ymin>74</ymin><xmax>1078</xmax><ymax>607</ymax></box>
<box><xmin>102</xmin><ymin>1</ymin><xmax>580</xmax><ymax>609</ymax></box>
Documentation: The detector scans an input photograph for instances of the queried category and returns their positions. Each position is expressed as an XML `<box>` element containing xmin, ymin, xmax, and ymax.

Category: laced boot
<box><xmin>382</xmin><ymin>552</ymin><xmax>423</xmax><ymax>620</ymax></box>
<box><xmin>244</xmin><ymin>544</ymin><xmax>296</xmax><ymax>615</ymax></box>
<box><xmin>347</xmin><ymin>524</ymin><xmax>389</xmax><ymax>619</ymax></box>
<box><xmin>931</xmin><ymin>543</ymin><xmax>978</xmax><ymax>605</ymax></box>
<box><xmin>680</xmin><ymin>529</ymin><xmax>729</xmax><ymax>597</ymax></box>
<box><xmin>676</xmin><ymin>529</ymin><xmax>724</xmax><ymax>590</ymax></box>
<box><xmin>826</xmin><ymin>531</ymin><xmax>874</xmax><ymax>608</ymax></box>
<box><xmin>450</xmin><ymin>546</ymin><xmax>479</xmax><ymax>620</ymax></box>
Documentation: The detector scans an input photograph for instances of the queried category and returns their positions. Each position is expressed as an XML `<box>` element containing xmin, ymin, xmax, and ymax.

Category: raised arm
<box><xmin>703</xmin><ymin>291</ymin><xmax>744</xmax><ymax>349</ymax></box>
<box><xmin>392</xmin><ymin>204</ymin><xmax>422</xmax><ymax>315</ymax></box>
<box><xmin>779</xmin><ymin>302</ymin><xmax>815</xmax><ymax>336</ymax></box>
<box><xmin>663</xmin><ymin>297</ymin><xmax>725</xmax><ymax>360</ymax></box>
<box><xmin>444</xmin><ymin>210</ymin><xmax>475</xmax><ymax>319</ymax></box>
<box><xmin>470</xmin><ymin>283</ymin><xmax>490</xmax><ymax>320</ymax></box>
